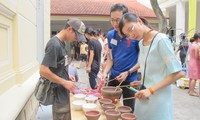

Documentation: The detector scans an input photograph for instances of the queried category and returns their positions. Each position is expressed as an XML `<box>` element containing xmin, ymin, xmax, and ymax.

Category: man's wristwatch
<box><xmin>127</xmin><ymin>70</ymin><xmax>131</xmax><ymax>76</ymax></box>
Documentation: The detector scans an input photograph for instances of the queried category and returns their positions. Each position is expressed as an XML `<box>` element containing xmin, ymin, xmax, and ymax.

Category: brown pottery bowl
<box><xmin>85</xmin><ymin>110</ymin><xmax>101</xmax><ymax>120</ymax></box>
<box><xmin>101</xmin><ymin>86</ymin><xmax>122</xmax><ymax>103</ymax></box>
<box><xmin>101</xmin><ymin>103</ymin><xmax>116</xmax><ymax>111</ymax></box>
<box><xmin>116</xmin><ymin>106</ymin><xmax>132</xmax><ymax>114</ymax></box>
<box><xmin>99</xmin><ymin>98</ymin><xmax>112</xmax><ymax>107</ymax></box>
<box><xmin>105</xmin><ymin>109</ymin><xmax>121</xmax><ymax>120</ymax></box>
<box><xmin>121</xmin><ymin>113</ymin><xmax>136</xmax><ymax>120</ymax></box>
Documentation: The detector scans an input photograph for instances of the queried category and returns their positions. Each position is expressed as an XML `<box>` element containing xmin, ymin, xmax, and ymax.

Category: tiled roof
<box><xmin>51</xmin><ymin>0</ymin><xmax>156</xmax><ymax>18</ymax></box>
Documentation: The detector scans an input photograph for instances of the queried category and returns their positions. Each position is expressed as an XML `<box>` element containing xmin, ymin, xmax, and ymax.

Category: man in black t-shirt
<box><xmin>39</xmin><ymin>18</ymin><xmax>86</xmax><ymax>120</ymax></box>
<box><xmin>85</xmin><ymin>27</ymin><xmax>102</xmax><ymax>89</ymax></box>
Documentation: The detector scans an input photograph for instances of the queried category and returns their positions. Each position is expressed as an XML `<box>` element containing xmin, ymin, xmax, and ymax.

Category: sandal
<box><xmin>189</xmin><ymin>91</ymin><xmax>199</xmax><ymax>97</ymax></box>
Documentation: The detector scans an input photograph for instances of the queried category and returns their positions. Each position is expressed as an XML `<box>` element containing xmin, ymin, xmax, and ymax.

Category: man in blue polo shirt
<box><xmin>101</xmin><ymin>3</ymin><xmax>140</xmax><ymax>112</ymax></box>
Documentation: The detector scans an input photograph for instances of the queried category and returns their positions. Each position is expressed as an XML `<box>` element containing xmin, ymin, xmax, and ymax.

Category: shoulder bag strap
<box><xmin>141</xmin><ymin>32</ymin><xmax>159</xmax><ymax>87</ymax></box>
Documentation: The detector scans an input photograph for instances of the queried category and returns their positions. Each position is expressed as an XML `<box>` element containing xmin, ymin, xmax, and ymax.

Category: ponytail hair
<box><xmin>139</xmin><ymin>17</ymin><xmax>152</xmax><ymax>29</ymax></box>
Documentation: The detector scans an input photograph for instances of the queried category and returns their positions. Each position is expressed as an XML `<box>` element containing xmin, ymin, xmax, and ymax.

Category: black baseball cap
<box><xmin>67</xmin><ymin>18</ymin><xmax>87</xmax><ymax>42</ymax></box>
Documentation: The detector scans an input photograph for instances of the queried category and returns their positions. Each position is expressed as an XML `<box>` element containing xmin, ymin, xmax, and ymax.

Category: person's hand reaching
<box><xmin>135</xmin><ymin>89</ymin><xmax>151</xmax><ymax>100</ymax></box>
<box><xmin>69</xmin><ymin>75</ymin><xmax>76</xmax><ymax>82</ymax></box>
<box><xmin>115</xmin><ymin>71</ymin><xmax>128</xmax><ymax>82</ymax></box>
<box><xmin>62</xmin><ymin>80</ymin><xmax>75</xmax><ymax>92</ymax></box>
<box><xmin>130</xmin><ymin>81</ymin><xmax>141</xmax><ymax>88</ymax></box>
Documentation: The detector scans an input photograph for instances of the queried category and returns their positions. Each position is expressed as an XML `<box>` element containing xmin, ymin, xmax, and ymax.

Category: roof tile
<box><xmin>51</xmin><ymin>0</ymin><xmax>156</xmax><ymax>18</ymax></box>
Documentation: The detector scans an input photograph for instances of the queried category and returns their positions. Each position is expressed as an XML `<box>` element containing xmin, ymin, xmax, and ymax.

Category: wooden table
<box><xmin>70</xmin><ymin>94</ymin><xmax>122</xmax><ymax>120</ymax></box>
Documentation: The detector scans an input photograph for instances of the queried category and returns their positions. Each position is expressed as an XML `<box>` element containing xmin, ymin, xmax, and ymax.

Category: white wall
<box><xmin>0</xmin><ymin>0</ymin><xmax>50</xmax><ymax>119</ymax></box>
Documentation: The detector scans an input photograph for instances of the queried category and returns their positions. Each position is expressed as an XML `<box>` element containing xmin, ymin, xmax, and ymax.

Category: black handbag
<box><xmin>34</xmin><ymin>77</ymin><xmax>55</xmax><ymax>106</ymax></box>
<box><xmin>34</xmin><ymin>57</ymin><xmax>66</xmax><ymax>106</ymax></box>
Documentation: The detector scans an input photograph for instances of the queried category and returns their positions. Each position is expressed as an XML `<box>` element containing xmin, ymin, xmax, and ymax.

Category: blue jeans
<box><xmin>88</xmin><ymin>68</ymin><xmax>99</xmax><ymax>89</ymax></box>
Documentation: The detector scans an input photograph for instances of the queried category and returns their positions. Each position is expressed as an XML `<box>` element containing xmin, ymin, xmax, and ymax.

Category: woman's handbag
<box><xmin>34</xmin><ymin>77</ymin><xmax>55</xmax><ymax>106</ymax></box>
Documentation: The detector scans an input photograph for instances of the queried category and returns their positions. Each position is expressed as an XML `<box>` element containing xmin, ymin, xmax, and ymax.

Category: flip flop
<box><xmin>189</xmin><ymin>92</ymin><xmax>199</xmax><ymax>97</ymax></box>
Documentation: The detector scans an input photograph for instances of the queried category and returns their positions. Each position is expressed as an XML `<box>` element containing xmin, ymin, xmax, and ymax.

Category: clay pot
<box><xmin>121</xmin><ymin>113</ymin><xmax>136</xmax><ymax>120</ymax></box>
<box><xmin>116</xmin><ymin>106</ymin><xmax>132</xmax><ymax>114</ymax></box>
<box><xmin>101</xmin><ymin>103</ymin><xmax>116</xmax><ymax>111</ymax></box>
<box><xmin>101</xmin><ymin>86</ymin><xmax>122</xmax><ymax>103</ymax></box>
<box><xmin>105</xmin><ymin>109</ymin><xmax>121</xmax><ymax>120</ymax></box>
<box><xmin>84</xmin><ymin>110</ymin><xmax>101</xmax><ymax>120</ymax></box>
<box><xmin>99</xmin><ymin>98</ymin><xmax>112</xmax><ymax>107</ymax></box>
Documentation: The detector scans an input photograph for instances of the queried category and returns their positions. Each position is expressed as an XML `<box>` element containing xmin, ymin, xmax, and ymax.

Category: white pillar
<box><xmin>176</xmin><ymin>1</ymin><xmax>185</xmax><ymax>40</ymax></box>
<box><xmin>36</xmin><ymin>0</ymin><xmax>45</xmax><ymax>63</ymax></box>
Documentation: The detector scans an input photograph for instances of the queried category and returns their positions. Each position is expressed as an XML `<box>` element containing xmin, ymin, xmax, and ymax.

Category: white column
<box><xmin>36</xmin><ymin>0</ymin><xmax>45</xmax><ymax>63</ymax></box>
<box><xmin>176</xmin><ymin>1</ymin><xmax>186</xmax><ymax>40</ymax></box>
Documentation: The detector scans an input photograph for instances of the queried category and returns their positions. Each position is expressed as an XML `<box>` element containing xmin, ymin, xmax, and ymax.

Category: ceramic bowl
<box><xmin>84</xmin><ymin>110</ymin><xmax>101</xmax><ymax>120</ymax></box>
<box><xmin>105</xmin><ymin>109</ymin><xmax>121</xmax><ymax>120</ymax></box>
<box><xmin>101</xmin><ymin>86</ymin><xmax>122</xmax><ymax>103</ymax></box>
<box><xmin>72</xmin><ymin>100</ymin><xmax>86</xmax><ymax>111</ymax></box>
<box><xmin>101</xmin><ymin>103</ymin><xmax>116</xmax><ymax>111</ymax></box>
<box><xmin>99</xmin><ymin>98</ymin><xmax>112</xmax><ymax>107</ymax></box>
<box><xmin>121</xmin><ymin>113</ymin><xmax>136</xmax><ymax>120</ymax></box>
<box><xmin>82</xmin><ymin>103</ymin><xmax>97</xmax><ymax>112</ymax></box>
<box><xmin>85</xmin><ymin>95</ymin><xmax>98</xmax><ymax>103</ymax></box>
<box><xmin>116</xmin><ymin>106</ymin><xmax>132</xmax><ymax>114</ymax></box>
<box><xmin>73</xmin><ymin>93</ymin><xmax>86</xmax><ymax>100</ymax></box>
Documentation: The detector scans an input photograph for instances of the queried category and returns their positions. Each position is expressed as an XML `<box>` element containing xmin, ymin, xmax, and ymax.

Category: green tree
<box><xmin>150</xmin><ymin>0</ymin><xmax>167</xmax><ymax>33</ymax></box>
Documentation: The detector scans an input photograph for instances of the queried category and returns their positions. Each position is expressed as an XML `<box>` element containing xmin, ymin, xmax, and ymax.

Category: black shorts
<box><xmin>80</xmin><ymin>54</ymin><xmax>87</xmax><ymax>61</ymax></box>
